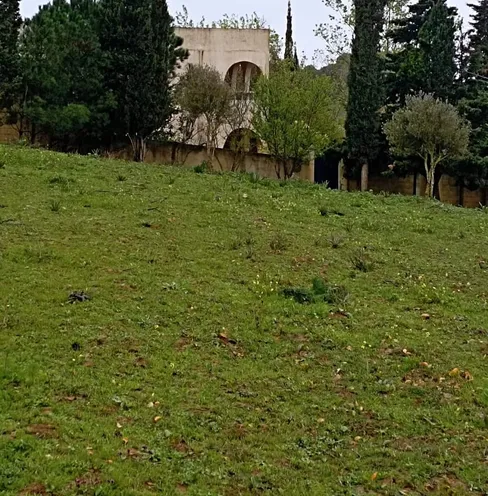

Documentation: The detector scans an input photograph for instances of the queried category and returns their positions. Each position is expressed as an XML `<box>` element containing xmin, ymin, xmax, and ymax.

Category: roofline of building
<box><xmin>174</xmin><ymin>27</ymin><xmax>271</xmax><ymax>33</ymax></box>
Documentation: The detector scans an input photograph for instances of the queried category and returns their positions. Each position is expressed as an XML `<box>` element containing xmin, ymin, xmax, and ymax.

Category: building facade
<box><xmin>174</xmin><ymin>28</ymin><xmax>270</xmax><ymax>149</ymax></box>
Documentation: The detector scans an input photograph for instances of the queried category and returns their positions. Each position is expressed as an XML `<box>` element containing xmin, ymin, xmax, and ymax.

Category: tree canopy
<box><xmin>345</xmin><ymin>0</ymin><xmax>386</xmax><ymax>190</ymax></box>
<box><xmin>0</xmin><ymin>0</ymin><xmax>21</xmax><ymax>116</ymax></box>
<box><xmin>99</xmin><ymin>0</ymin><xmax>187</xmax><ymax>161</ymax></box>
<box><xmin>252</xmin><ymin>61</ymin><xmax>344</xmax><ymax>179</ymax></box>
<box><xmin>385</xmin><ymin>93</ymin><xmax>470</xmax><ymax>198</ymax></box>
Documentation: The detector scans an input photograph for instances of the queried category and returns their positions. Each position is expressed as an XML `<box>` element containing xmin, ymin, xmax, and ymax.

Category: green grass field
<box><xmin>1</xmin><ymin>144</ymin><xmax>488</xmax><ymax>495</ymax></box>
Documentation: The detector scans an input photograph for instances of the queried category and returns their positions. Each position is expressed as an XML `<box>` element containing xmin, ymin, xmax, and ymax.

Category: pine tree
<box><xmin>453</xmin><ymin>0</ymin><xmax>488</xmax><ymax>192</ymax></box>
<box><xmin>99</xmin><ymin>0</ymin><xmax>187</xmax><ymax>161</ymax></box>
<box><xmin>345</xmin><ymin>0</ymin><xmax>387</xmax><ymax>191</ymax></box>
<box><xmin>0</xmin><ymin>0</ymin><xmax>21</xmax><ymax>113</ymax></box>
<box><xmin>387</xmin><ymin>0</ymin><xmax>458</xmax><ymax>104</ymax></box>
<box><xmin>468</xmin><ymin>0</ymin><xmax>488</xmax><ymax>75</ymax></box>
<box><xmin>18</xmin><ymin>0</ymin><xmax>113</xmax><ymax>147</ymax></box>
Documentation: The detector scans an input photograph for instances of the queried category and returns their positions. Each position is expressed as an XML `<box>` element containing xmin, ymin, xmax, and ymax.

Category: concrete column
<box><xmin>244</xmin><ymin>63</ymin><xmax>253</xmax><ymax>92</ymax></box>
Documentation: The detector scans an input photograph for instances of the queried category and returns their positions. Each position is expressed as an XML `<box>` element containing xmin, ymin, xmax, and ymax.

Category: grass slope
<box><xmin>1</xmin><ymin>145</ymin><xmax>488</xmax><ymax>496</ymax></box>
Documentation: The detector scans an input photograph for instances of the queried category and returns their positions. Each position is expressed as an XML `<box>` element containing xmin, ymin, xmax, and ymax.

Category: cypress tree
<box><xmin>418</xmin><ymin>1</ymin><xmax>457</xmax><ymax>100</ymax></box>
<box><xmin>99</xmin><ymin>0</ymin><xmax>187</xmax><ymax>161</ymax></box>
<box><xmin>345</xmin><ymin>0</ymin><xmax>387</xmax><ymax>191</ymax></box>
<box><xmin>284</xmin><ymin>1</ymin><xmax>294</xmax><ymax>61</ymax></box>
<box><xmin>0</xmin><ymin>0</ymin><xmax>21</xmax><ymax>112</ymax></box>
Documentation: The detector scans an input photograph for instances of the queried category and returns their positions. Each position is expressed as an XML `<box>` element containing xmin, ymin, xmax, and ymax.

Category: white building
<box><xmin>174</xmin><ymin>27</ymin><xmax>270</xmax><ymax>149</ymax></box>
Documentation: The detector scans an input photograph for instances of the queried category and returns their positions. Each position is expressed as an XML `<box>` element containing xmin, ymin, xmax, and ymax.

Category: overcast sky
<box><xmin>21</xmin><ymin>0</ymin><xmax>472</xmax><ymax>61</ymax></box>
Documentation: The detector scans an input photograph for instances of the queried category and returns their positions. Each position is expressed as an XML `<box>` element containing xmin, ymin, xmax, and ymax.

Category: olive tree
<box><xmin>384</xmin><ymin>93</ymin><xmax>470</xmax><ymax>198</ymax></box>
<box><xmin>174</xmin><ymin>64</ymin><xmax>234</xmax><ymax>166</ymax></box>
<box><xmin>252</xmin><ymin>62</ymin><xmax>344</xmax><ymax>179</ymax></box>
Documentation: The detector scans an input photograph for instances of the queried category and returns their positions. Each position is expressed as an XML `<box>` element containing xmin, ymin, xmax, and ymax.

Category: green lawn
<box><xmin>1</xmin><ymin>145</ymin><xmax>488</xmax><ymax>495</ymax></box>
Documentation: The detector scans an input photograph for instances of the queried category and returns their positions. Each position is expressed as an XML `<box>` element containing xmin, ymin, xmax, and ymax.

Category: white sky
<box><xmin>21</xmin><ymin>0</ymin><xmax>472</xmax><ymax>61</ymax></box>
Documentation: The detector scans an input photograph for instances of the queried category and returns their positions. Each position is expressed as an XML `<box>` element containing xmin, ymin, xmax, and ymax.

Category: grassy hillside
<box><xmin>1</xmin><ymin>145</ymin><xmax>488</xmax><ymax>496</ymax></box>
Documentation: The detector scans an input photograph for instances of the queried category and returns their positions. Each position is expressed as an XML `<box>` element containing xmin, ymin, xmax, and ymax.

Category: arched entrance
<box><xmin>225</xmin><ymin>62</ymin><xmax>262</xmax><ymax>94</ymax></box>
<box><xmin>224</xmin><ymin>128</ymin><xmax>260</xmax><ymax>154</ymax></box>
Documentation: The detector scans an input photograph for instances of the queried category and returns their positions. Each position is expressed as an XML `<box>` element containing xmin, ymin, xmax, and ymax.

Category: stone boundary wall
<box><xmin>341</xmin><ymin>172</ymin><xmax>484</xmax><ymax>208</ymax></box>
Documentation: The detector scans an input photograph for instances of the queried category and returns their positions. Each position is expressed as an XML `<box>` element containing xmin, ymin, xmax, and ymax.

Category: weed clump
<box><xmin>270</xmin><ymin>233</ymin><xmax>288</xmax><ymax>252</ymax></box>
<box><xmin>350</xmin><ymin>248</ymin><xmax>374</xmax><ymax>272</ymax></box>
<box><xmin>194</xmin><ymin>162</ymin><xmax>209</xmax><ymax>174</ymax></box>
<box><xmin>329</xmin><ymin>233</ymin><xmax>345</xmax><ymax>249</ymax></box>
<box><xmin>50</xmin><ymin>200</ymin><xmax>61</xmax><ymax>212</ymax></box>
<box><xmin>282</xmin><ymin>278</ymin><xmax>348</xmax><ymax>305</ymax></box>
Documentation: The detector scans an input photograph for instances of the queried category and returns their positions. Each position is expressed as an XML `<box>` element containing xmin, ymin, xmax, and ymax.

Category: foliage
<box><xmin>14</xmin><ymin>0</ymin><xmax>114</xmax><ymax>148</ymax></box>
<box><xmin>99</xmin><ymin>0</ymin><xmax>187</xmax><ymax>161</ymax></box>
<box><xmin>345</xmin><ymin>0</ymin><xmax>386</xmax><ymax>189</ymax></box>
<box><xmin>384</xmin><ymin>93</ymin><xmax>470</xmax><ymax>198</ymax></box>
<box><xmin>284</xmin><ymin>1</ymin><xmax>298</xmax><ymax>69</ymax></box>
<box><xmin>0</xmin><ymin>0</ymin><xmax>21</xmax><ymax>115</ymax></box>
<box><xmin>386</xmin><ymin>0</ymin><xmax>458</xmax><ymax>104</ymax></box>
<box><xmin>467</xmin><ymin>0</ymin><xmax>488</xmax><ymax>76</ymax></box>
<box><xmin>452</xmin><ymin>0</ymin><xmax>488</xmax><ymax>189</ymax></box>
<box><xmin>174</xmin><ymin>64</ymin><xmax>234</xmax><ymax>166</ymax></box>
<box><xmin>252</xmin><ymin>62</ymin><xmax>344</xmax><ymax>179</ymax></box>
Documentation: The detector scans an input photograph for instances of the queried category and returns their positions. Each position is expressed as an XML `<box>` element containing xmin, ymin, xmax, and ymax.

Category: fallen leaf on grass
<box><xmin>19</xmin><ymin>483</ymin><xmax>47</xmax><ymax>495</ymax></box>
<box><xmin>127</xmin><ymin>448</ymin><xmax>141</xmax><ymax>458</ymax></box>
<box><xmin>134</xmin><ymin>357</ymin><xmax>148</xmax><ymax>368</ymax></box>
<box><xmin>122</xmin><ymin>437</ymin><xmax>129</xmax><ymax>445</ymax></box>
<box><xmin>449</xmin><ymin>368</ymin><xmax>460</xmax><ymax>377</ymax></box>
<box><xmin>218</xmin><ymin>332</ymin><xmax>237</xmax><ymax>345</ymax></box>
<box><xmin>371</xmin><ymin>472</ymin><xmax>378</xmax><ymax>481</ymax></box>
<box><xmin>153</xmin><ymin>416</ymin><xmax>162</xmax><ymax>423</ymax></box>
<box><xmin>73</xmin><ymin>469</ymin><xmax>101</xmax><ymax>487</ymax></box>
<box><xmin>421</xmin><ymin>313</ymin><xmax>431</xmax><ymax>320</ymax></box>
<box><xmin>462</xmin><ymin>370</ymin><xmax>473</xmax><ymax>381</ymax></box>
<box><xmin>26</xmin><ymin>424</ymin><xmax>57</xmax><ymax>439</ymax></box>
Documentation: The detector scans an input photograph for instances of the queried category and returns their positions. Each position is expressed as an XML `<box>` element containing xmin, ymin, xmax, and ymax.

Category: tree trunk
<box><xmin>360</xmin><ymin>162</ymin><xmax>369</xmax><ymax>192</ymax></box>
<box><xmin>30</xmin><ymin>123</ymin><xmax>36</xmax><ymax>145</ymax></box>
<box><xmin>131</xmin><ymin>135</ymin><xmax>146</xmax><ymax>162</ymax></box>
<box><xmin>425</xmin><ymin>167</ymin><xmax>435</xmax><ymax>198</ymax></box>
